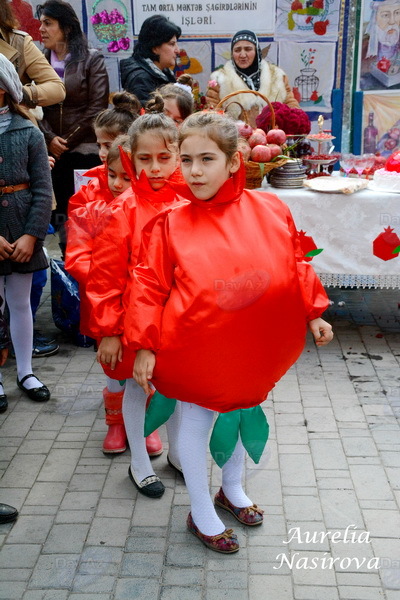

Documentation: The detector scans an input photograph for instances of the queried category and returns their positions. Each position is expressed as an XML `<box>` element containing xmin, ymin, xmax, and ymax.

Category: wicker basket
<box><xmin>215</xmin><ymin>90</ymin><xmax>288</xmax><ymax>189</ymax></box>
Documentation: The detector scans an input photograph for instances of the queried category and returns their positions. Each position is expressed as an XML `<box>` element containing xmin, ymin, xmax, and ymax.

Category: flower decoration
<box><xmin>256</xmin><ymin>102</ymin><xmax>311</xmax><ymax>136</ymax></box>
<box><xmin>91</xmin><ymin>0</ymin><xmax>129</xmax><ymax>53</ymax></box>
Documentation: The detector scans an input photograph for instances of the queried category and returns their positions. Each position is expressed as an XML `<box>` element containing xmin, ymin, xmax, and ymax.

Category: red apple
<box><xmin>236</xmin><ymin>122</ymin><xmax>253</xmax><ymax>139</ymax></box>
<box><xmin>266</xmin><ymin>127</ymin><xmax>287</xmax><ymax>145</ymax></box>
<box><xmin>249</xmin><ymin>129</ymin><xmax>267</xmax><ymax>148</ymax></box>
<box><xmin>251</xmin><ymin>145</ymin><xmax>272</xmax><ymax>162</ymax></box>
<box><xmin>266</xmin><ymin>144</ymin><xmax>282</xmax><ymax>159</ymax></box>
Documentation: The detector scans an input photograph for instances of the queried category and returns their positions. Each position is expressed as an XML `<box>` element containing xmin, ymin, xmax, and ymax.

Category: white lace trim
<box><xmin>318</xmin><ymin>272</ymin><xmax>400</xmax><ymax>289</ymax></box>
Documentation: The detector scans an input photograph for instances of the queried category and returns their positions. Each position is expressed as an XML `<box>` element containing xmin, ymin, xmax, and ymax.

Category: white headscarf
<box><xmin>0</xmin><ymin>54</ymin><xmax>23</xmax><ymax>103</ymax></box>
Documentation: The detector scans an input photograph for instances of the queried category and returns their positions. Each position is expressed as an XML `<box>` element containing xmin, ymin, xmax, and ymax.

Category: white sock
<box><xmin>178</xmin><ymin>402</ymin><xmax>225</xmax><ymax>536</ymax></box>
<box><xmin>122</xmin><ymin>378</ymin><xmax>156</xmax><ymax>483</ymax></box>
<box><xmin>106</xmin><ymin>376</ymin><xmax>126</xmax><ymax>393</ymax></box>
<box><xmin>222</xmin><ymin>438</ymin><xmax>252</xmax><ymax>508</ymax></box>
<box><xmin>165</xmin><ymin>400</ymin><xmax>182</xmax><ymax>468</ymax></box>
<box><xmin>3</xmin><ymin>274</ymin><xmax>41</xmax><ymax>389</ymax></box>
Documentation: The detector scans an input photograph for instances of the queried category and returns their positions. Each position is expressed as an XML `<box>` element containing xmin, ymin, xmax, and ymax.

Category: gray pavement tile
<box><xmin>43</xmin><ymin>523</ymin><xmax>90</xmax><ymax>553</ymax></box>
<box><xmin>29</xmin><ymin>554</ymin><xmax>79</xmax><ymax>589</ymax></box>
<box><xmin>120</xmin><ymin>552</ymin><xmax>164</xmax><ymax>577</ymax></box>
<box><xmin>0</xmin><ymin>543</ymin><xmax>41</xmax><ymax>568</ymax></box>
<box><xmin>294</xmin><ymin>585</ymin><xmax>339</xmax><ymax>600</ymax></box>
<box><xmin>37</xmin><ymin>449</ymin><xmax>81</xmax><ymax>482</ymax></box>
<box><xmin>72</xmin><ymin>575</ymin><xmax>115</xmax><ymax>593</ymax></box>
<box><xmin>165</xmin><ymin>542</ymin><xmax>206</xmax><ymax>567</ymax></box>
<box><xmin>206</xmin><ymin>591</ymin><xmax>250</xmax><ymax>600</ymax></box>
<box><xmin>5</xmin><ymin>515</ymin><xmax>53</xmax><ymax>544</ymax></box>
<box><xmin>249</xmin><ymin>574</ymin><xmax>293</xmax><ymax>599</ymax></box>
<box><xmin>55</xmin><ymin>510</ymin><xmax>94</xmax><ymax>523</ymax></box>
<box><xmin>22</xmin><ymin>591</ymin><xmax>69</xmax><ymax>600</ymax></box>
<box><xmin>319</xmin><ymin>489</ymin><xmax>365</xmax><ymax>529</ymax></box>
<box><xmin>25</xmin><ymin>482</ymin><xmax>68</xmax><ymax>506</ymax></box>
<box><xmin>113</xmin><ymin>578</ymin><xmax>160</xmax><ymax>599</ymax></box>
<box><xmin>86</xmin><ymin>517</ymin><xmax>131</xmax><ymax>547</ymax></box>
<box><xmin>0</xmin><ymin>583</ymin><xmax>29</xmax><ymax>600</ymax></box>
<box><xmin>338</xmin><ymin>586</ymin><xmax>386</xmax><ymax>599</ymax></box>
<box><xmin>0</xmin><ymin>453</ymin><xmax>46</xmax><ymax>489</ymax></box>
<box><xmin>0</xmin><ymin>567</ymin><xmax>31</xmax><ymax>581</ymax></box>
<box><xmin>162</xmin><ymin>566</ymin><xmax>204</xmax><ymax>585</ymax></box>
<box><xmin>159</xmin><ymin>587</ymin><xmax>203</xmax><ymax>600</ymax></box>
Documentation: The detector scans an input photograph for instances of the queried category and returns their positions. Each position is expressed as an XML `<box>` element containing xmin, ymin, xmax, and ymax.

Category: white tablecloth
<box><xmin>260</xmin><ymin>179</ymin><xmax>400</xmax><ymax>289</ymax></box>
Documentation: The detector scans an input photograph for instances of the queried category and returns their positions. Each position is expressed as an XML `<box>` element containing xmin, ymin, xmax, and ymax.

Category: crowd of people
<box><xmin>0</xmin><ymin>2</ymin><xmax>333</xmax><ymax>551</ymax></box>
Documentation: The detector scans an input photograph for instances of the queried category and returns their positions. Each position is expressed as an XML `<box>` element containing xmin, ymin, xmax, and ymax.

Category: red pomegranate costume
<box><xmin>67</xmin><ymin>164</ymin><xmax>112</xmax><ymax>216</ymax></box>
<box><xmin>65</xmin><ymin>167</ymin><xmax>126</xmax><ymax>453</ymax></box>
<box><xmin>85</xmin><ymin>154</ymin><xmax>185</xmax><ymax>455</ymax></box>
<box><xmin>124</xmin><ymin>163</ymin><xmax>329</xmax><ymax>463</ymax></box>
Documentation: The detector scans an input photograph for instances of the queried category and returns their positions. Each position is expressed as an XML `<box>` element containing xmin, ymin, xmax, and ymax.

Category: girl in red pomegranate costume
<box><xmin>65</xmin><ymin>94</ymin><xmax>139</xmax><ymax>456</ymax></box>
<box><xmin>128</xmin><ymin>112</ymin><xmax>333</xmax><ymax>553</ymax></box>
<box><xmin>86</xmin><ymin>113</ymin><xmax>186</xmax><ymax>498</ymax></box>
<box><xmin>68</xmin><ymin>92</ymin><xmax>140</xmax><ymax>216</ymax></box>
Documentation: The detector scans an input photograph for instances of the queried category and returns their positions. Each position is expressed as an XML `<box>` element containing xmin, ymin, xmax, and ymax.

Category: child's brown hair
<box><xmin>179</xmin><ymin>112</ymin><xmax>238</xmax><ymax>162</ymax></box>
<box><xmin>94</xmin><ymin>92</ymin><xmax>140</xmax><ymax>137</ymax></box>
<box><xmin>128</xmin><ymin>113</ymin><xmax>179</xmax><ymax>156</ymax></box>
<box><xmin>106</xmin><ymin>134</ymin><xmax>130</xmax><ymax>166</ymax></box>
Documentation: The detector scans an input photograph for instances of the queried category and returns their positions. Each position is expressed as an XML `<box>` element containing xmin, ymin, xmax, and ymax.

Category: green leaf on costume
<box><xmin>305</xmin><ymin>248</ymin><xmax>324</xmax><ymax>257</ymax></box>
<box><xmin>144</xmin><ymin>391</ymin><xmax>176</xmax><ymax>437</ymax></box>
<box><xmin>240</xmin><ymin>406</ymin><xmax>269</xmax><ymax>464</ymax></box>
<box><xmin>209</xmin><ymin>410</ymin><xmax>240</xmax><ymax>468</ymax></box>
<box><xmin>392</xmin><ymin>246</ymin><xmax>400</xmax><ymax>254</ymax></box>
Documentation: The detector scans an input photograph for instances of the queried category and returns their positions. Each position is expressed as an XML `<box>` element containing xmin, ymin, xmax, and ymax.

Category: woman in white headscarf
<box><xmin>205</xmin><ymin>30</ymin><xmax>299</xmax><ymax>126</ymax></box>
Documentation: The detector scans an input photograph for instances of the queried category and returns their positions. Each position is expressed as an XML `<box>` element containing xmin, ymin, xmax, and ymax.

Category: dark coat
<box><xmin>39</xmin><ymin>49</ymin><xmax>109</xmax><ymax>152</ymax></box>
<box><xmin>0</xmin><ymin>297</ymin><xmax>9</xmax><ymax>350</ymax></box>
<box><xmin>0</xmin><ymin>113</ymin><xmax>52</xmax><ymax>275</ymax></box>
<box><xmin>120</xmin><ymin>55</ymin><xmax>176</xmax><ymax>106</ymax></box>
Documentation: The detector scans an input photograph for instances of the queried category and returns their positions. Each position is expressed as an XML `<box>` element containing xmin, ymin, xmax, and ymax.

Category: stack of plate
<box><xmin>269</xmin><ymin>159</ymin><xmax>307</xmax><ymax>188</ymax></box>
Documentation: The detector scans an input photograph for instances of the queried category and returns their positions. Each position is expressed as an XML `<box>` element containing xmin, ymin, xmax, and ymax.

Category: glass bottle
<box><xmin>363</xmin><ymin>112</ymin><xmax>378</xmax><ymax>154</ymax></box>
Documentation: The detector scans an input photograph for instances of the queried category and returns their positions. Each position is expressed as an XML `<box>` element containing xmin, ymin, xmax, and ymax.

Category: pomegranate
<box><xmin>248</xmin><ymin>129</ymin><xmax>267</xmax><ymax>148</ymax></box>
<box><xmin>385</xmin><ymin>138</ymin><xmax>397</xmax><ymax>151</ymax></box>
<box><xmin>297</xmin><ymin>230</ymin><xmax>321</xmax><ymax>262</ymax></box>
<box><xmin>266</xmin><ymin>144</ymin><xmax>282</xmax><ymax>159</ymax></box>
<box><xmin>236</xmin><ymin>122</ymin><xmax>253</xmax><ymax>139</ymax></box>
<box><xmin>251</xmin><ymin>145</ymin><xmax>272</xmax><ymax>162</ymax></box>
<box><xmin>385</xmin><ymin>150</ymin><xmax>400</xmax><ymax>171</ymax></box>
<box><xmin>266</xmin><ymin>127</ymin><xmax>287</xmax><ymax>145</ymax></box>
<box><xmin>313</xmin><ymin>20</ymin><xmax>329</xmax><ymax>35</ymax></box>
<box><xmin>291</xmin><ymin>0</ymin><xmax>302</xmax><ymax>8</ymax></box>
<box><xmin>238</xmin><ymin>138</ymin><xmax>251</xmax><ymax>161</ymax></box>
<box><xmin>373</xmin><ymin>227</ymin><xmax>400</xmax><ymax>261</ymax></box>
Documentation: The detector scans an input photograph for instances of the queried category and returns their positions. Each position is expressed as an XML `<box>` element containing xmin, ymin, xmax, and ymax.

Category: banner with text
<box><xmin>133</xmin><ymin>1</ymin><xmax>276</xmax><ymax>35</ymax></box>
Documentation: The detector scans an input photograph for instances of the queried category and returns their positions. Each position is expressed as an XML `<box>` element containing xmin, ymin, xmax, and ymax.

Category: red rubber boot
<box><xmin>103</xmin><ymin>387</ymin><xmax>127</xmax><ymax>454</ymax></box>
<box><xmin>145</xmin><ymin>390</ymin><xmax>163</xmax><ymax>457</ymax></box>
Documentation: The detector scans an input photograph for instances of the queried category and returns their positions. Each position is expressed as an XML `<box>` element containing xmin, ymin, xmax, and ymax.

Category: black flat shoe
<box><xmin>17</xmin><ymin>374</ymin><xmax>50</xmax><ymax>402</ymax></box>
<box><xmin>128</xmin><ymin>467</ymin><xmax>165</xmax><ymax>498</ymax></box>
<box><xmin>0</xmin><ymin>503</ymin><xmax>18</xmax><ymax>524</ymax></box>
<box><xmin>0</xmin><ymin>394</ymin><xmax>8</xmax><ymax>413</ymax></box>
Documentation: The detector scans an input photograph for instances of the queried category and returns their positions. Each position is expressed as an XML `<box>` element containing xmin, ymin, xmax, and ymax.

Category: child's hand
<box><xmin>49</xmin><ymin>136</ymin><xmax>69</xmax><ymax>159</ymax></box>
<box><xmin>9</xmin><ymin>234</ymin><xmax>36</xmax><ymax>262</ymax></box>
<box><xmin>97</xmin><ymin>336</ymin><xmax>123</xmax><ymax>370</ymax></box>
<box><xmin>0</xmin><ymin>236</ymin><xmax>13</xmax><ymax>260</ymax></box>
<box><xmin>308</xmin><ymin>318</ymin><xmax>333</xmax><ymax>346</ymax></box>
<box><xmin>48</xmin><ymin>156</ymin><xmax>56</xmax><ymax>170</ymax></box>
<box><xmin>0</xmin><ymin>347</ymin><xmax>8</xmax><ymax>367</ymax></box>
<box><xmin>133</xmin><ymin>349</ymin><xmax>156</xmax><ymax>395</ymax></box>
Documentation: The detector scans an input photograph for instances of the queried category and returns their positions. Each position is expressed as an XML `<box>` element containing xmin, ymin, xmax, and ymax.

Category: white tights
<box><xmin>178</xmin><ymin>402</ymin><xmax>252</xmax><ymax>536</ymax></box>
<box><xmin>0</xmin><ymin>273</ymin><xmax>42</xmax><ymax>390</ymax></box>
<box><xmin>122</xmin><ymin>378</ymin><xmax>182</xmax><ymax>483</ymax></box>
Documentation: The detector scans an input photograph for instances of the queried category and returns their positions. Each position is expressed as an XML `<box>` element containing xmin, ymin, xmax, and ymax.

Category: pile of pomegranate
<box><xmin>236</xmin><ymin>122</ymin><xmax>287</xmax><ymax>163</ymax></box>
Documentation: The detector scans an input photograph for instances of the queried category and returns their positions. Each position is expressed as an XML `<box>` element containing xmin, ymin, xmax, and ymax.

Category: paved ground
<box><xmin>0</xmin><ymin>235</ymin><xmax>399</xmax><ymax>600</ymax></box>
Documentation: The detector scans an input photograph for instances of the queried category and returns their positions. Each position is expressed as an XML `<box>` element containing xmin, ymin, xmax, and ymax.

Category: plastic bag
<box><xmin>50</xmin><ymin>258</ymin><xmax>95</xmax><ymax>347</ymax></box>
